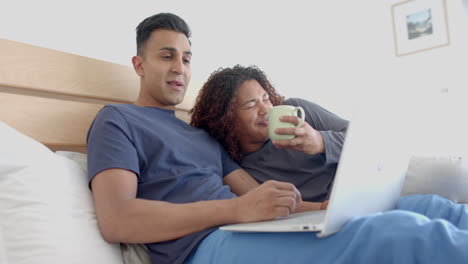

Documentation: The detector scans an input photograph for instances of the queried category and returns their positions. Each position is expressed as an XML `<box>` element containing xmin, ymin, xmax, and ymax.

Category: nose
<box><xmin>171</xmin><ymin>58</ymin><xmax>184</xmax><ymax>74</ymax></box>
<box><xmin>258</xmin><ymin>101</ymin><xmax>270</xmax><ymax>115</ymax></box>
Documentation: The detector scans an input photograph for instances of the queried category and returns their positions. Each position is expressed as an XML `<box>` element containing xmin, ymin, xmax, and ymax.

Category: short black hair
<box><xmin>135</xmin><ymin>13</ymin><xmax>191</xmax><ymax>56</ymax></box>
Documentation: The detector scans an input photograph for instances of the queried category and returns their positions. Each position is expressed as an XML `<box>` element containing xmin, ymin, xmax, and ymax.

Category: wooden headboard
<box><xmin>0</xmin><ymin>38</ymin><xmax>195</xmax><ymax>152</ymax></box>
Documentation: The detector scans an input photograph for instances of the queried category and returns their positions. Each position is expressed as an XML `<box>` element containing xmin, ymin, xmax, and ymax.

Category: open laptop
<box><xmin>219</xmin><ymin>108</ymin><xmax>410</xmax><ymax>237</ymax></box>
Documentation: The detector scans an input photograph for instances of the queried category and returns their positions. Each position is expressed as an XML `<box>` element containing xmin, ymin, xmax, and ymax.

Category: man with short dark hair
<box><xmin>87</xmin><ymin>12</ymin><xmax>302</xmax><ymax>264</ymax></box>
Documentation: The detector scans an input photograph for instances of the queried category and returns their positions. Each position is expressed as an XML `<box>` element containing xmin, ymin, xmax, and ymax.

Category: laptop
<box><xmin>219</xmin><ymin>108</ymin><xmax>410</xmax><ymax>237</ymax></box>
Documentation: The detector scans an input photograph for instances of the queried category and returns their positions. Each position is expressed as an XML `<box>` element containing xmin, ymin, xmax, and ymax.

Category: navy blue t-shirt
<box><xmin>87</xmin><ymin>104</ymin><xmax>239</xmax><ymax>264</ymax></box>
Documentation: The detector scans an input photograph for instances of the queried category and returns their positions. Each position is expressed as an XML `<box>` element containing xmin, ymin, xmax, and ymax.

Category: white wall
<box><xmin>379</xmin><ymin>0</ymin><xmax>468</xmax><ymax>157</ymax></box>
<box><xmin>1</xmin><ymin>0</ymin><xmax>467</xmax><ymax>156</ymax></box>
<box><xmin>0</xmin><ymin>0</ymin><xmax>381</xmax><ymax>117</ymax></box>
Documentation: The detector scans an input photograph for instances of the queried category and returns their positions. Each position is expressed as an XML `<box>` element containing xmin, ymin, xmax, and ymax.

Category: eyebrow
<box><xmin>160</xmin><ymin>47</ymin><xmax>192</xmax><ymax>56</ymax></box>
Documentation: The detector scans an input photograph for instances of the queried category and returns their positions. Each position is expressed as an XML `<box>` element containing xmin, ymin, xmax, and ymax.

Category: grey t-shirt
<box><xmin>240</xmin><ymin>98</ymin><xmax>349</xmax><ymax>202</ymax></box>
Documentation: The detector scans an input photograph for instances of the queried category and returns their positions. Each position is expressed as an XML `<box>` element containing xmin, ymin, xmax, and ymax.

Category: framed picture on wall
<box><xmin>391</xmin><ymin>0</ymin><xmax>450</xmax><ymax>57</ymax></box>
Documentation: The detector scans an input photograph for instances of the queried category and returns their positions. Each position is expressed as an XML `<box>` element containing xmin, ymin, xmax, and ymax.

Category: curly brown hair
<box><xmin>190</xmin><ymin>65</ymin><xmax>284</xmax><ymax>162</ymax></box>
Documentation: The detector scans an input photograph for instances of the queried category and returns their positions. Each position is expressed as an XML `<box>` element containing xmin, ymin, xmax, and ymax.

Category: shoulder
<box><xmin>283</xmin><ymin>98</ymin><xmax>341</xmax><ymax>121</ymax></box>
<box><xmin>284</xmin><ymin>98</ymin><xmax>321</xmax><ymax>109</ymax></box>
<box><xmin>97</xmin><ymin>104</ymin><xmax>131</xmax><ymax>117</ymax></box>
<box><xmin>97</xmin><ymin>104</ymin><xmax>152</xmax><ymax>122</ymax></box>
<box><xmin>99</xmin><ymin>104</ymin><xmax>142</xmax><ymax>115</ymax></box>
<box><xmin>91</xmin><ymin>104</ymin><xmax>141</xmax><ymax>134</ymax></box>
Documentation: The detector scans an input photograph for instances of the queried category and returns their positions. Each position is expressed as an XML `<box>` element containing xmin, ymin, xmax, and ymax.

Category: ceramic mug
<box><xmin>268</xmin><ymin>105</ymin><xmax>305</xmax><ymax>140</ymax></box>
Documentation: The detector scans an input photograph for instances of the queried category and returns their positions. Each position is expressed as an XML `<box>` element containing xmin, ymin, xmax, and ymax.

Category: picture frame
<box><xmin>391</xmin><ymin>0</ymin><xmax>450</xmax><ymax>57</ymax></box>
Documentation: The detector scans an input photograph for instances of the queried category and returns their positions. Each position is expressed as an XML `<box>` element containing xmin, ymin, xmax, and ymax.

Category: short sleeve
<box><xmin>219</xmin><ymin>144</ymin><xmax>241</xmax><ymax>177</ymax></box>
<box><xmin>86</xmin><ymin>106</ymin><xmax>140</xmax><ymax>185</ymax></box>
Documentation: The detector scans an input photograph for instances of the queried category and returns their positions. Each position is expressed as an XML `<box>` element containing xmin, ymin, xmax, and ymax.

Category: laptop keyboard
<box><xmin>275</xmin><ymin>210</ymin><xmax>326</xmax><ymax>225</ymax></box>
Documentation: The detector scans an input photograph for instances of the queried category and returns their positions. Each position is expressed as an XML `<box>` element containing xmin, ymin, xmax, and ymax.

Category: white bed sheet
<box><xmin>2</xmin><ymin>120</ymin><xmax>467</xmax><ymax>264</ymax></box>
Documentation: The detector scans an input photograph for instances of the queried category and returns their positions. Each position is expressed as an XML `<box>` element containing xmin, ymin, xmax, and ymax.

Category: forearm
<box><xmin>294</xmin><ymin>201</ymin><xmax>323</xmax><ymax>213</ymax></box>
<box><xmin>321</xmin><ymin>130</ymin><xmax>346</xmax><ymax>164</ymax></box>
<box><xmin>102</xmin><ymin>198</ymin><xmax>239</xmax><ymax>244</ymax></box>
<box><xmin>92</xmin><ymin>169</ymin><xmax>301</xmax><ymax>245</ymax></box>
<box><xmin>224</xmin><ymin>169</ymin><xmax>260</xmax><ymax>196</ymax></box>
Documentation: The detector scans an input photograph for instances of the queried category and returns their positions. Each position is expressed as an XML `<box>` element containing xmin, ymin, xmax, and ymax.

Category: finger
<box><xmin>279</xmin><ymin>115</ymin><xmax>300</xmax><ymax>125</ymax></box>
<box><xmin>292</xmin><ymin>187</ymin><xmax>302</xmax><ymax>206</ymax></box>
<box><xmin>274</xmin><ymin>206</ymin><xmax>291</xmax><ymax>218</ymax></box>
<box><xmin>320</xmin><ymin>200</ymin><xmax>329</xmax><ymax>210</ymax></box>
<box><xmin>274</xmin><ymin>189</ymin><xmax>299</xmax><ymax>201</ymax></box>
<box><xmin>272</xmin><ymin>137</ymin><xmax>301</xmax><ymax>148</ymax></box>
<box><xmin>274</xmin><ymin>196</ymin><xmax>296</xmax><ymax>209</ymax></box>
<box><xmin>274</xmin><ymin>127</ymin><xmax>297</xmax><ymax>136</ymax></box>
<box><xmin>269</xmin><ymin>181</ymin><xmax>296</xmax><ymax>191</ymax></box>
<box><xmin>270</xmin><ymin>182</ymin><xmax>302</xmax><ymax>206</ymax></box>
<box><xmin>276</xmin><ymin>126</ymin><xmax>307</xmax><ymax>136</ymax></box>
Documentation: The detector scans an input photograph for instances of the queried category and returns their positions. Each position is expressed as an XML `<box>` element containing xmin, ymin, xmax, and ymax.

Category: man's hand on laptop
<box><xmin>234</xmin><ymin>180</ymin><xmax>302</xmax><ymax>223</ymax></box>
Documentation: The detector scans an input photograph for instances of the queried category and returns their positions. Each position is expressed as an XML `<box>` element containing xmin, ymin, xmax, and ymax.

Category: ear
<box><xmin>132</xmin><ymin>56</ymin><xmax>144</xmax><ymax>77</ymax></box>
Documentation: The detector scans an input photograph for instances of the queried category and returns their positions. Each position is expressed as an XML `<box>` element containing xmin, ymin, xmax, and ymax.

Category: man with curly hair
<box><xmin>191</xmin><ymin>65</ymin><xmax>348</xmax><ymax>204</ymax></box>
<box><xmin>188</xmin><ymin>65</ymin><xmax>468</xmax><ymax>263</ymax></box>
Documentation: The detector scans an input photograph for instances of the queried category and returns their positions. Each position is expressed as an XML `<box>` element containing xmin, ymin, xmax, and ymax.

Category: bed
<box><xmin>1</xmin><ymin>38</ymin><xmax>467</xmax><ymax>264</ymax></box>
<box><xmin>0</xmin><ymin>38</ymin><xmax>188</xmax><ymax>264</ymax></box>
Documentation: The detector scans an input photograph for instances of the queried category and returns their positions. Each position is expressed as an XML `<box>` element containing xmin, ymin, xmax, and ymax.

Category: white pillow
<box><xmin>56</xmin><ymin>151</ymin><xmax>151</xmax><ymax>264</ymax></box>
<box><xmin>55</xmin><ymin>150</ymin><xmax>87</xmax><ymax>171</ymax></box>
<box><xmin>0</xmin><ymin>122</ymin><xmax>124</xmax><ymax>264</ymax></box>
<box><xmin>402</xmin><ymin>155</ymin><xmax>468</xmax><ymax>204</ymax></box>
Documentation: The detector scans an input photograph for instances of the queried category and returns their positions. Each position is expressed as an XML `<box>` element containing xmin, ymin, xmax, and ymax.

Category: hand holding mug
<box><xmin>268</xmin><ymin>105</ymin><xmax>305</xmax><ymax>140</ymax></box>
<box><xmin>268</xmin><ymin>105</ymin><xmax>325</xmax><ymax>155</ymax></box>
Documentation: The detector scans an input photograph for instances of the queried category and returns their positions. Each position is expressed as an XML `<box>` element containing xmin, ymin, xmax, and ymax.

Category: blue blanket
<box><xmin>186</xmin><ymin>195</ymin><xmax>468</xmax><ymax>264</ymax></box>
